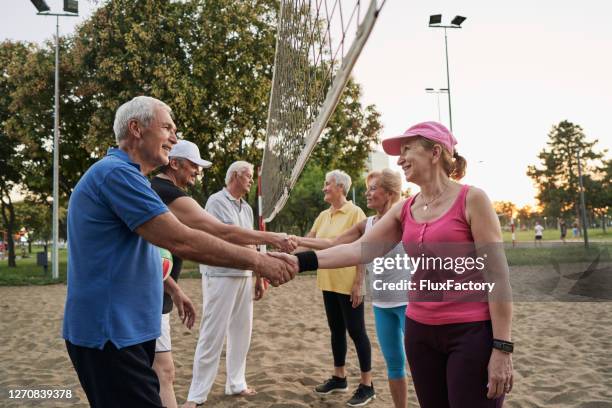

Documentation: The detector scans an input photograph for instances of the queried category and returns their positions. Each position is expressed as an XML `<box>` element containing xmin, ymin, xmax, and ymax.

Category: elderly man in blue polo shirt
<box><xmin>63</xmin><ymin>96</ymin><xmax>296</xmax><ymax>407</ymax></box>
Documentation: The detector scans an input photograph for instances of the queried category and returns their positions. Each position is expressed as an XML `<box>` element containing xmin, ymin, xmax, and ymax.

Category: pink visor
<box><xmin>382</xmin><ymin>121</ymin><xmax>457</xmax><ymax>156</ymax></box>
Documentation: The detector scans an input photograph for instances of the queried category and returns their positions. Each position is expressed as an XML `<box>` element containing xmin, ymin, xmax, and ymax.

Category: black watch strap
<box><xmin>492</xmin><ymin>339</ymin><xmax>514</xmax><ymax>353</ymax></box>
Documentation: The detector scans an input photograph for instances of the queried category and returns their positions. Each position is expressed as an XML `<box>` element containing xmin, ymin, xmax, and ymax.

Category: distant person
<box><xmin>534</xmin><ymin>221</ymin><xmax>544</xmax><ymax>247</ymax></box>
<box><xmin>572</xmin><ymin>221</ymin><xmax>580</xmax><ymax>238</ymax></box>
<box><xmin>559</xmin><ymin>219</ymin><xmax>567</xmax><ymax>243</ymax></box>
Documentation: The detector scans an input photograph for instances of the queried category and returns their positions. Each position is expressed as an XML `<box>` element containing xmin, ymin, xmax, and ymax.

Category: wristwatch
<box><xmin>492</xmin><ymin>339</ymin><xmax>514</xmax><ymax>353</ymax></box>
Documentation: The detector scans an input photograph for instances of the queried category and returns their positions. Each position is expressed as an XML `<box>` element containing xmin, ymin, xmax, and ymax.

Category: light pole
<box><xmin>428</xmin><ymin>14</ymin><xmax>466</xmax><ymax>132</ymax></box>
<box><xmin>425</xmin><ymin>87</ymin><xmax>448</xmax><ymax>122</ymax></box>
<box><xmin>30</xmin><ymin>0</ymin><xmax>79</xmax><ymax>279</ymax></box>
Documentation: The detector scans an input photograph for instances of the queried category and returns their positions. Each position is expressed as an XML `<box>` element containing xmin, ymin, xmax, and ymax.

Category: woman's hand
<box><xmin>487</xmin><ymin>349</ymin><xmax>513</xmax><ymax>399</ymax></box>
<box><xmin>350</xmin><ymin>281</ymin><xmax>364</xmax><ymax>308</ymax></box>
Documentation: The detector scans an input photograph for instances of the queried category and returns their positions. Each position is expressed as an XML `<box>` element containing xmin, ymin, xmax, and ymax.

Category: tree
<box><xmin>14</xmin><ymin>200</ymin><xmax>55</xmax><ymax>246</ymax></box>
<box><xmin>527</xmin><ymin>120</ymin><xmax>607</xmax><ymax>225</ymax></box>
<box><xmin>0</xmin><ymin>41</ymin><xmax>33</xmax><ymax>267</ymax></box>
<box><xmin>492</xmin><ymin>201</ymin><xmax>517</xmax><ymax>227</ymax></box>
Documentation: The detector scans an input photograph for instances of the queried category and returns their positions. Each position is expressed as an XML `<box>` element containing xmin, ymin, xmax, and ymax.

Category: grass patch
<box><xmin>2</xmin><ymin>242</ymin><xmax>609</xmax><ymax>286</ymax></box>
<box><xmin>502</xmin><ymin>227</ymin><xmax>610</xmax><ymax>243</ymax></box>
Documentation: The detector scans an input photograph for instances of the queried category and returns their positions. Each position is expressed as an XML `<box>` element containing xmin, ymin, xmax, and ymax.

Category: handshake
<box><xmin>254</xmin><ymin>233</ymin><xmax>302</xmax><ymax>287</ymax></box>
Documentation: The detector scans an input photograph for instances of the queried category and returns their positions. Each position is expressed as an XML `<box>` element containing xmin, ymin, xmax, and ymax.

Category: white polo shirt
<box><xmin>200</xmin><ymin>188</ymin><xmax>254</xmax><ymax>277</ymax></box>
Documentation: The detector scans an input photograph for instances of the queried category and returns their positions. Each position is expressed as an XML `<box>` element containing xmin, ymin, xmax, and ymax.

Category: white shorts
<box><xmin>155</xmin><ymin>313</ymin><xmax>171</xmax><ymax>353</ymax></box>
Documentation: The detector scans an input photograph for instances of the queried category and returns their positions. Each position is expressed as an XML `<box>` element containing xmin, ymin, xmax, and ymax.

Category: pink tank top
<box><xmin>401</xmin><ymin>184</ymin><xmax>491</xmax><ymax>325</ymax></box>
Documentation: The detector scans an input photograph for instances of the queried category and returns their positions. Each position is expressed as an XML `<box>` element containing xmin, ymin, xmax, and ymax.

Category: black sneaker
<box><xmin>346</xmin><ymin>383</ymin><xmax>375</xmax><ymax>407</ymax></box>
<box><xmin>314</xmin><ymin>376</ymin><xmax>348</xmax><ymax>394</ymax></box>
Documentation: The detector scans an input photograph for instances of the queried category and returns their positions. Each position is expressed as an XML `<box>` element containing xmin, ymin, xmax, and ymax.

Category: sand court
<box><xmin>0</xmin><ymin>273</ymin><xmax>611</xmax><ymax>407</ymax></box>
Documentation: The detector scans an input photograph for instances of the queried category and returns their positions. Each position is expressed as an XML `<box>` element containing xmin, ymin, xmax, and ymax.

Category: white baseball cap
<box><xmin>169</xmin><ymin>140</ymin><xmax>212</xmax><ymax>168</ymax></box>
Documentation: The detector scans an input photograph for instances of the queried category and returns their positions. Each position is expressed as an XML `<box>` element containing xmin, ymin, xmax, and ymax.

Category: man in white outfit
<box><xmin>184</xmin><ymin>161</ymin><xmax>262</xmax><ymax>407</ymax></box>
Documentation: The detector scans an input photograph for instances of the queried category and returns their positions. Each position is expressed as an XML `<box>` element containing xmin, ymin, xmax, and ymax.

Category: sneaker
<box><xmin>314</xmin><ymin>376</ymin><xmax>348</xmax><ymax>395</ymax></box>
<box><xmin>346</xmin><ymin>383</ymin><xmax>375</xmax><ymax>407</ymax></box>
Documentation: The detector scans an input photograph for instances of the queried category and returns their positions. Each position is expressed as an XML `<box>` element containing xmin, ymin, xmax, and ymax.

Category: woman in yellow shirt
<box><xmin>304</xmin><ymin>170</ymin><xmax>374</xmax><ymax>407</ymax></box>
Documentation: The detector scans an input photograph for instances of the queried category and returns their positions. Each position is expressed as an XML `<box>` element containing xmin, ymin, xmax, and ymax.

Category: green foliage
<box><xmin>527</xmin><ymin>120</ymin><xmax>609</xmax><ymax>222</ymax></box>
<box><xmin>13</xmin><ymin>201</ymin><xmax>57</xmax><ymax>244</ymax></box>
<box><xmin>0</xmin><ymin>41</ymin><xmax>35</xmax><ymax>267</ymax></box>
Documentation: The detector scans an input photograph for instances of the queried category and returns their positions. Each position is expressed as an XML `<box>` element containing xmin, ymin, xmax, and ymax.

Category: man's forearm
<box><xmin>171</xmin><ymin>227</ymin><xmax>262</xmax><ymax>271</ymax></box>
<box><xmin>222</xmin><ymin>226</ymin><xmax>278</xmax><ymax>246</ymax></box>
<box><xmin>163</xmin><ymin>276</ymin><xmax>180</xmax><ymax>296</ymax></box>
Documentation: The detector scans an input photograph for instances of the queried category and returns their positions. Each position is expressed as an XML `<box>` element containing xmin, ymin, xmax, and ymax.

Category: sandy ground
<box><xmin>0</xmin><ymin>273</ymin><xmax>611</xmax><ymax>407</ymax></box>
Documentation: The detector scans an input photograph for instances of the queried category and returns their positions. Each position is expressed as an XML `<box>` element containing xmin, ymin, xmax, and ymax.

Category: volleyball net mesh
<box><xmin>260</xmin><ymin>0</ymin><xmax>385</xmax><ymax>222</ymax></box>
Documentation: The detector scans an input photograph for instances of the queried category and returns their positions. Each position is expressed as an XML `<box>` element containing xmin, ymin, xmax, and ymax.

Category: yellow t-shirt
<box><xmin>311</xmin><ymin>201</ymin><xmax>366</xmax><ymax>294</ymax></box>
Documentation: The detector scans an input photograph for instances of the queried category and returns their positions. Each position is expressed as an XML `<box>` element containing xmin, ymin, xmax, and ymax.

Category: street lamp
<box><xmin>425</xmin><ymin>87</ymin><xmax>448</xmax><ymax>122</ymax></box>
<box><xmin>30</xmin><ymin>0</ymin><xmax>79</xmax><ymax>279</ymax></box>
<box><xmin>428</xmin><ymin>14</ymin><xmax>466</xmax><ymax>132</ymax></box>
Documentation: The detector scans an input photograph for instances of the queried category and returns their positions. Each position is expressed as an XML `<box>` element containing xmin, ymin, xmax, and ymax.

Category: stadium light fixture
<box><xmin>427</xmin><ymin>14</ymin><xmax>467</xmax><ymax>131</ymax></box>
<box><xmin>428</xmin><ymin>14</ymin><xmax>442</xmax><ymax>26</ymax></box>
<box><xmin>30</xmin><ymin>0</ymin><xmax>50</xmax><ymax>13</ymax></box>
<box><xmin>63</xmin><ymin>0</ymin><xmax>79</xmax><ymax>14</ymax></box>
<box><xmin>451</xmin><ymin>15</ymin><xmax>466</xmax><ymax>27</ymax></box>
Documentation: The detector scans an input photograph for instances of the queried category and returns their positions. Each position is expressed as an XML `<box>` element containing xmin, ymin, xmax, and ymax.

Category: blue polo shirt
<box><xmin>63</xmin><ymin>148</ymin><xmax>168</xmax><ymax>349</ymax></box>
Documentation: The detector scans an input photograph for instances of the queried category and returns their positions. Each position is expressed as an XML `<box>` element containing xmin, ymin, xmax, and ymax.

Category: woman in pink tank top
<box><xmin>273</xmin><ymin>121</ymin><xmax>514</xmax><ymax>408</ymax></box>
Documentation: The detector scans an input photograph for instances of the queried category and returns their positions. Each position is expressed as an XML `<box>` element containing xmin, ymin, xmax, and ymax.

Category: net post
<box><xmin>257</xmin><ymin>166</ymin><xmax>267</xmax><ymax>251</ymax></box>
<box><xmin>257</xmin><ymin>166</ymin><xmax>270</xmax><ymax>290</ymax></box>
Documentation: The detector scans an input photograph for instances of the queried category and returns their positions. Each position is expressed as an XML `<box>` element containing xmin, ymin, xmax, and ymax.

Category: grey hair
<box><xmin>225</xmin><ymin>161</ymin><xmax>254</xmax><ymax>186</ymax></box>
<box><xmin>326</xmin><ymin>169</ymin><xmax>352</xmax><ymax>195</ymax></box>
<box><xmin>113</xmin><ymin>96</ymin><xmax>172</xmax><ymax>144</ymax></box>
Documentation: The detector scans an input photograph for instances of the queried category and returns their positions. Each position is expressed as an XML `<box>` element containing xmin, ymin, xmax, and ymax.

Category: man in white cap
<box><xmin>151</xmin><ymin>141</ymin><xmax>296</xmax><ymax>408</ymax></box>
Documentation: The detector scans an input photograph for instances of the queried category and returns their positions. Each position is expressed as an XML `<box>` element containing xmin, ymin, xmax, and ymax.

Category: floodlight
<box><xmin>30</xmin><ymin>0</ymin><xmax>50</xmax><ymax>12</ymax></box>
<box><xmin>428</xmin><ymin>14</ymin><xmax>442</xmax><ymax>26</ymax></box>
<box><xmin>451</xmin><ymin>15</ymin><xmax>466</xmax><ymax>27</ymax></box>
<box><xmin>63</xmin><ymin>0</ymin><xmax>78</xmax><ymax>14</ymax></box>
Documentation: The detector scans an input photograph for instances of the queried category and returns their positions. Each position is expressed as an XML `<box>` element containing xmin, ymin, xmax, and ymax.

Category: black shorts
<box><xmin>66</xmin><ymin>339</ymin><xmax>163</xmax><ymax>407</ymax></box>
<box><xmin>535</xmin><ymin>235</ymin><xmax>542</xmax><ymax>240</ymax></box>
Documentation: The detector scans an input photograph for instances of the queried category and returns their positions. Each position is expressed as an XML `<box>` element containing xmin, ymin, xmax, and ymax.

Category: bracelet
<box><xmin>492</xmin><ymin>338</ymin><xmax>514</xmax><ymax>353</ymax></box>
<box><xmin>296</xmin><ymin>251</ymin><xmax>318</xmax><ymax>273</ymax></box>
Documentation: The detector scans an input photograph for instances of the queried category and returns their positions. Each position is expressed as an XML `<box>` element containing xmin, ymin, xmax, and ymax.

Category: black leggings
<box><xmin>404</xmin><ymin>317</ymin><xmax>504</xmax><ymax>408</ymax></box>
<box><xmin>322</xmin><ymin>290</ymin><xmax>371</xmax><ymax>372</ymax></box>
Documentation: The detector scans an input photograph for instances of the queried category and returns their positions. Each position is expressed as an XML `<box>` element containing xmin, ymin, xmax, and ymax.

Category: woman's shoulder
<box><xmin>465</xmin><ymin>185</ymin><xmax>490</xmax><ymax>205</ymax></box>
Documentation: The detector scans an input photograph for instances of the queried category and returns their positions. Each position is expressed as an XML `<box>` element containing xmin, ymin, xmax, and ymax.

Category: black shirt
<box><xmin>151</xmin><ymin>176</ymin><xmax>188</xmax><ymax>314</ymax></box>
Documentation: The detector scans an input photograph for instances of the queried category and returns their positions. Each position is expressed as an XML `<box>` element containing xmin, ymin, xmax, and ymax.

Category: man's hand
<box><xmin>253</xmin><ymin>252</ymin><xmax>297</xmax><ymax>286</ymax></box>
<box><xmin>254</xmin><ymin>277</ymin><xmax>266</xmax><ymax>301</ymax></box>
<box><xmin>270</xmin><ymin>233</ymin><xmax>298</xmax><ymax>253</ymax></box>
<box><xmin>170</xmin><ymin>286</ymin><xmax>196</xmax><ymax>330</ymax></box>
<box><xmin>266</xmin><ymin>252</ymin><xmax>299</xmax><ymax>278</ymax></box>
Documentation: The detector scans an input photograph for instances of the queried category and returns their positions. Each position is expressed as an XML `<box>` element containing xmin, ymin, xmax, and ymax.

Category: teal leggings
<box><xmin>373</xmin><ymin>305</ymin><xmax>407</xmax><ymax>379</ymax></box>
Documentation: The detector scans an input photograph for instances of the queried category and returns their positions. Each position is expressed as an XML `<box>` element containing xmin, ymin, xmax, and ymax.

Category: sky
<box><xmin>2</xmin><ymin>0</ymin><xmax>611</xmax><ymax>207</ymax></box>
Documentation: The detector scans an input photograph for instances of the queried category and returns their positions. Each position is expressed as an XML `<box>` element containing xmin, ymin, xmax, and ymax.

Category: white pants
<box><xmin>186</xmin><ymin>275</ymin><xmax>253</xmax><ymax>404</ymax></box>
